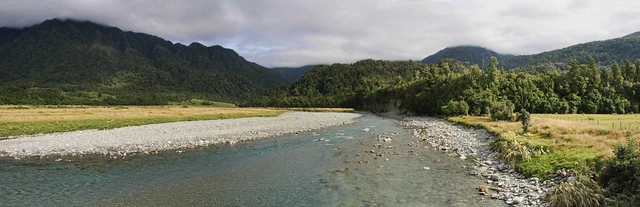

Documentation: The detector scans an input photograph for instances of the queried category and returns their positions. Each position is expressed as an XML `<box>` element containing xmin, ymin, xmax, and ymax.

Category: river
<box><xmin>0</xmin><ymin>114</ymin><xmax>504</xmax><ymax>206</ymax></box>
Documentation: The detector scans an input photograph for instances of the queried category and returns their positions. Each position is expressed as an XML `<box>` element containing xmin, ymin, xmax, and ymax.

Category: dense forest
<box><xmin>247</xmin><ymin>57</ymin><xmax>640</xmax><ymax>116</ymax></box>
<box><xmin>0</xmin><ymin>19</ymin><xmax>286</xmax><ymax>105</ymax></box>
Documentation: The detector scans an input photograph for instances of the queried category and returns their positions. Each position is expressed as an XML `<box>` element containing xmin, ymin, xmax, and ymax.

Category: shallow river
<box><xmin>0</xmin><ymin>114</ymin><xmax>504</xmax><ymax>206</ymax></box>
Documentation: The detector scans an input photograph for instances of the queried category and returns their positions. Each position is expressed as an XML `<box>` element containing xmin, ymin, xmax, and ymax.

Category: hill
<box><xmin>0</xmin><ymin>19</ymin><xmax>286</xmax><ymax>105</ymax></box>
<box><xmin>501</xmin><ymin>32</ymin><xmax>640</xmax><ymax>71</ymax></box>
<box><xmin>422</xmin><ymin>32</ymin><xmax>640</xmax><ymax>72</ymax></box>
<box><xmin>272</xmin><ymin>65</ymin><xmax>319</xmax><ymax>83</ymax></box>
<box><xmin>421</xmin><ymin>46</ymin><xmax>513</xmax><ymax>68</ymax></box>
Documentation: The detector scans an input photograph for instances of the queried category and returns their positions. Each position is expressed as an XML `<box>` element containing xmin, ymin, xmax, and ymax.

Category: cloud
<box><xmin>0</xmin><ymin>0</ymin><xmax>639</xmax><ymax>67</ymax></box>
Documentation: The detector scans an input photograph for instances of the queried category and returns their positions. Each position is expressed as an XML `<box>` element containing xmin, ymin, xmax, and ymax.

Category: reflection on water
<box><xmin>0</xmin><ymin>114</ymin><xmax>504</xmax><ymax>206</ymax></box>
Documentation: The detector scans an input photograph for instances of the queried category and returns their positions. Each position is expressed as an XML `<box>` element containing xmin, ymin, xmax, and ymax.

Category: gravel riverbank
<box><xmin>397</xmin><ymin>116</ymin><xmax>555</xmax><ymax>207</ymax></box>
<box><xmin>0</xmin><ymin>111</ymin><xmax>361</xmax><ymax>158</ymax></box>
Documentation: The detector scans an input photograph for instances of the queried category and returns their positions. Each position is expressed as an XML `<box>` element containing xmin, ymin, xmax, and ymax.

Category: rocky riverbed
<box><xmin>397</xmin><ymin>116</ymin><xmax>563</xmax><ymax>207</ymax></box>
<box><xmin>0</xmin><ymin>111</ymin><xmax>361</xmax><ymax>158</ymax></box>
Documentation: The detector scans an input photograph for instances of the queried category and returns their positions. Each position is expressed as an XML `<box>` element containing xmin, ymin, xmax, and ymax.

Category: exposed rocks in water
<box><xmin>398</xmin><ymin>116</ymin><xmax>553</xmax><ymax>207</ymax></box>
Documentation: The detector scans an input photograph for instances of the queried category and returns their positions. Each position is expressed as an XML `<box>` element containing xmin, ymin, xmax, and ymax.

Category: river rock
<box><xmin>512</xmin><ymin>196</ymin><xmax>525</xmax><ymax>204</ymax></box>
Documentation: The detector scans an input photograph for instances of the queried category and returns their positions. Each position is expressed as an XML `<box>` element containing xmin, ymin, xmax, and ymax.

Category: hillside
<box><xmin>247</xmin><ymin>59</ymin><xmax>427</xmax><ymax>108</ymax></box>
<box><xmin>501</xmin><ymin>32</ymin><xmax>640</xmax><ymax>71</ymax></box>
<box><xmin>272</xmin><ymin>65</ymin><xmax>319</xmax><ymax>83</ymax></box>
<box><xmin>0</xmin><ymin>19</ymin><xmax>286</xmax><ymax>105</ymax></box>
<box><xmin>421</xmin><ymin>46</ymin><xmax>513</xmax><ymax>68</ymax></box>
<box><xmin>422</xmin><ymin>32</ymin><xmax>640</xmax><ymax>72</ymax></box>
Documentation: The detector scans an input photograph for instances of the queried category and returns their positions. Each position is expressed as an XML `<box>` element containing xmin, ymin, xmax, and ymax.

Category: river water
<box><xmin>0</xmin><ymin>114</ymin><xmax>504</xmax><ymax>206</ymax></box>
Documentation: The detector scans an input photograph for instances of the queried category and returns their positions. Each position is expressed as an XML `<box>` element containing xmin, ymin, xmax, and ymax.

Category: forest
<box><xmin>247</xmin><ymin>57</ymin><xmax>640</xmax><ymax>117</ymax></box>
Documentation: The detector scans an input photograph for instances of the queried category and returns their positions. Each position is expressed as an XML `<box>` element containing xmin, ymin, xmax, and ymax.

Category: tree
<box><xmin>518</xmin><ymin>109</ymin><xmax>531</xmax><ymax>132</ymax></box>
<box><xmin>490</xmin><ymin>100</ymin><xmax>515</xmax><ymax>121</ymax></box>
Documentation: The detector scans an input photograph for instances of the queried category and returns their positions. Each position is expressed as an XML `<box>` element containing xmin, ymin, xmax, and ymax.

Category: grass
<box><xmin>535</xmin><ymin>114</ymin><xmax>640</xmax><ymax>131</ymax></box>
<box><xmin>0</xmin><ymin>105</ymin><xmax>287</xmax><ymax>139</ymax></box>
<box><xmin>448</xmin><ymin>115</ymin><xmax>638</xmax><ymax>179</ymax></box>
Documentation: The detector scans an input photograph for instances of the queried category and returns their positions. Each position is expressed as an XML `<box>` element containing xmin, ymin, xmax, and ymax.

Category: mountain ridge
<box><xmin>0</xmin><ymin>18</ymin><xmax>286</xmax><ymax>105</ymax></box>
<box><xmin>422</xmin><ymin>31</ymin><xmax>640</xmax><ymax>71</ymax></box>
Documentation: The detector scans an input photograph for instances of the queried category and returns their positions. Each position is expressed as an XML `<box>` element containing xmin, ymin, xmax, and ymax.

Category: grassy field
<box><xmin>0</xmin><ymin>105</ymin><xmax>287</xmax><ymax>139</ymax></box>
<box><xmin>535</xmin><ymin>114</ymin><xmax>640</xmax><ymax>131</ymax></box>
<box><xmin>448</xmin><ymin>115</ymin><xmax>639</xmax><ymax>179</ymax></box>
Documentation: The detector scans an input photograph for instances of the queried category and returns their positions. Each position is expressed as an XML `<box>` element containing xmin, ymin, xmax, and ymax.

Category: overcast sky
<box><xmin>1</xmin><ymin>0</ymin><xmax>639</xmax><ymax>67</ymax></box>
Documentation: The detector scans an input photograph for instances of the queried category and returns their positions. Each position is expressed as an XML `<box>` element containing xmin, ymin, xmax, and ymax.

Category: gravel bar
<box><xmin>0</xmin><ymin>111</ymin><xmax>361</xmax><ymax>158</ymax></box>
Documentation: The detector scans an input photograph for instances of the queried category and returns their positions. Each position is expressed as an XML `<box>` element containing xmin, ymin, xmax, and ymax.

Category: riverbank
<box><xmin>397</xmin><ymin>116</ymin><xmax>553</xmax><ymax>207</ymax></box>
<box><xmin>0</xmin><ymin>111</ymin><xmax>361</xmax><ymax>158</ymax></box>
<box><xmin>0</xmin><ymin>105</ymin><xmax>287</xmax><ymax>138</ymax></box>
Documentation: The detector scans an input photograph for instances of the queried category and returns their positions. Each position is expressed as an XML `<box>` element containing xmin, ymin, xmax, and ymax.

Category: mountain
<box><xmin>501</xmin><ymin>32</ymin><xmax>640</xmax><ymax>71</ymax></box>
<box><xmin>272</xmin><ymin>65</ymin><xmax>319</xmax><ymax>83</ymax></box>
<box><xmin>422</xmin><ymin>32</ymin><xmax>640</xmax><ymax>72</ymax></box>
<box><xmin>421</xmin><ymin>46</ymin><xmax>513</xmax><ymax>68</ymax></box>
<box><xmin>0</xmin><ymin>19</ymin><xmax>286</xmax><ymax>105</ymax></box>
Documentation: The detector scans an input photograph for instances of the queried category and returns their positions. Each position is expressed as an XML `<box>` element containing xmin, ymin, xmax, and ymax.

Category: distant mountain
<box><xmin>421</xmin><ymin>46</ymin><xmax>513</xmax><ymax>68</ymax></box>
<box><xmin>0</xmin><ymin>19</ymin><xmax>286</xmax><ymax>105</ymax></box>
<box><xmin>501</xmin><ymin>32</ymin><xmax>640</xmax><ymax>71</ymax></box>
<box><xmin>422</xmin><ymin>32</ymin><xmax>640</xmax><ymax>72</ymax></box>
<box><xmin>272</xmin><ymin>65</ymin><xmax>319</xmax><ymax>83</ymax></box>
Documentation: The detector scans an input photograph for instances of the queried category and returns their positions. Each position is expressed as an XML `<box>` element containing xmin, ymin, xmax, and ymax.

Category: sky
<box><xmin>1</xmin><ymin>0</ymin><xmax>639</xmax><ymax>68</ymax></box>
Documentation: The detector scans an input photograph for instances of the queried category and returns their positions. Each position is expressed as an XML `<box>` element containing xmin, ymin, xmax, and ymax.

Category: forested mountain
<box><xmin>421</xmin><ymin>32</ymin><xmax>640</xmax><ymax>72</ymax></box>
<box><xmin>501</xmin><ymin>32</ymin><xmax>640</xmax><ymax>71</ymax></box>
<box><xmin>421</xmin><ymin>46</ymin><xmax>513</xmax><ymax>69</ymax></box>
<box><xmin>248</xmin><ymin>57</ymin><xmax>640</xmax><ymax>115</ymax></box>
<box><xmin>0</xmin><ymin>19</ymin><xmax>286</xmax><ymax>105</ymax></box>
<box><xmin>272</xmin><ymin>65</ymin><xmax>319</xmax><ymax>83</ymax></box>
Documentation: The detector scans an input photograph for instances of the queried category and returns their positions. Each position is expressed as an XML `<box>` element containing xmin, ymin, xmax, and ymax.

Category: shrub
<box><xmin>518</xmin><ymin>109</ymin><xmax>531</xmax><ymax>132</ymax></box>
<box><xmin>545</xmin><ymin>174</ymin><xmax>606</xmax><ymax>207</ymax></box>
<box><xmin>441</xmin><ymin>100</ymin><xmax>469</xmax><ymax>116</ymax></box>
<box><xmin>490</xmin><ymin>100</ymin><xmax>515</xmax><ymax>121</ymax></box>
<box><xmin>600</xmin><ymin>138</ymin><xmax>640</xmax><ymax>202</ymax></box>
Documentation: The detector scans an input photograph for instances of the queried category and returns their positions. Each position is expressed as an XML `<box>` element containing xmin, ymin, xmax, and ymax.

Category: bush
<box><xmin>600</xmin><ymin>138</ymin><xmax>640</xmax><ymax>202</ymax></box>
<box><xmin>545</xmin><ymin>174</ymin><xmax>606</xmax><ymax>207</ymax></box>
<box><xmin>441</xmin><ymin>100</ymin><xmax>469</xmax><ymax>116</ymax></box>
<box><xmin>490</xmin><ymin>100</ymin><xmax>515</xmax><ymax>121</ymax></box>
<box><xmin>518</xmin><ymin>109</ymin><xmax>531</xmax><ymax>132</ymax></box>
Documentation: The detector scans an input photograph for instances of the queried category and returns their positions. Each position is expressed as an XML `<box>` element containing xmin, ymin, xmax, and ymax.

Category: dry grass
<box><xmin>448</xmin><ymin>115</ymin><xmax>636</xmax><ymax>178</ymax></box>
<box><xmin>0</xmin><ymin>105</ymin><xmax>287</xmax><ymax>138</ymax></box>
<box><xmin>282</xmin><ymin>107</ymin><xmax>355</xmax><ymax>112</ymax></box>
<box><xmin>535</xmin><ymin>114</ymin><xmax>640</xmax><ymax>131</ymax></box>
<box><xmin>0</xmin><ymin>105</ymin><xmax>283</xmax><ymax>122</ymax></box>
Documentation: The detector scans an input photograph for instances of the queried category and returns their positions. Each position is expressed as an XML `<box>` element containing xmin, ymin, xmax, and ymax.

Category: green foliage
<box><xmin>249</xmin><ymin>57</ymin><xmax>640</xmax><ymax>117</ymax></box>
<box><xmin>490</xmin><ymin>100</ymin><xmax>515</xmax><ymax>121</ymax></box>
<box><xmin>272</xmin><ymin>65</ymin><xmax>319</xmax><ymax>83</ymax></box>
<box><xmin>441</xmin><ymin>100</ymin><xmax>469</xmax><ymax>116</ymax></box>
<box><xmin>519</xmin><ymin>109</ymin><xmax>531</xmax><ymax>132</ymax></box>
<box><xmin>0</xmin><ymin>19</ymin><xmax>286</xmax><ymax>105</ymax></box>
<box><xmin>600</xmin><ymin>138</ymin><xmax>640</xmax><ymax>202</ymax></box>
<box><xmin>421</xmin><ymin>46</ymin><xmax>513</xmax><ymax>69</ymax></box>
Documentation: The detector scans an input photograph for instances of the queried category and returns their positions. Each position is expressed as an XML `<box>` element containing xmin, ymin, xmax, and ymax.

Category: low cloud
<box><xmin>0</xmin><ymin>0</ymin><xmax>638</xmax><ymax>67</ymax></box>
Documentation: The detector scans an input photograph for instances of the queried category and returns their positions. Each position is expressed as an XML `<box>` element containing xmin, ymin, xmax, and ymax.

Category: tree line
<box><xmin>247</xmin><ymin>57</ymin><xmax>640</xmax><ymax>116</ymax></box>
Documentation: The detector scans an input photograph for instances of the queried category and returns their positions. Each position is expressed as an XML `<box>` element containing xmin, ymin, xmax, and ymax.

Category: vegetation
<box><xmin>249</xmin><ymin>56</ymin><xmax>640</xmax><ymax>117</ymax></box>
<box><xmin>518</xmin><ymin>109</ymin><xmax>531</xmax><ymax>132</ymax></box>
<box><xmin>420</xmin><ymin>32</ymin><xmax>640</xmax><ymax>73</ymax></box>
<box><xmin>272</xmin><ymin>65</ymin><xmax>320</xmax><ymax>83</ymax></box>
<box><xmin>0</xmin><ymin>105</ymin><xmax>286</xmax><ymax>138</ymax></box>
<box><xmin>502</xmin><ymin>32</ymin><xmax>640</xmax><ymax>72</ymax></box>
<box><xmin>0</xmin><ymin>19</ymin><xmax>286</xmax><ymax>105</ymax></box>
<box><xmin>421</xmin><ymin>46</ymin><xmax>513</xmax><ymax>69</ymax></box>
<box><xmin>449</xmin><ymin>114</ymin><xmax>640</xmax><ymax>205</ymax></box>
